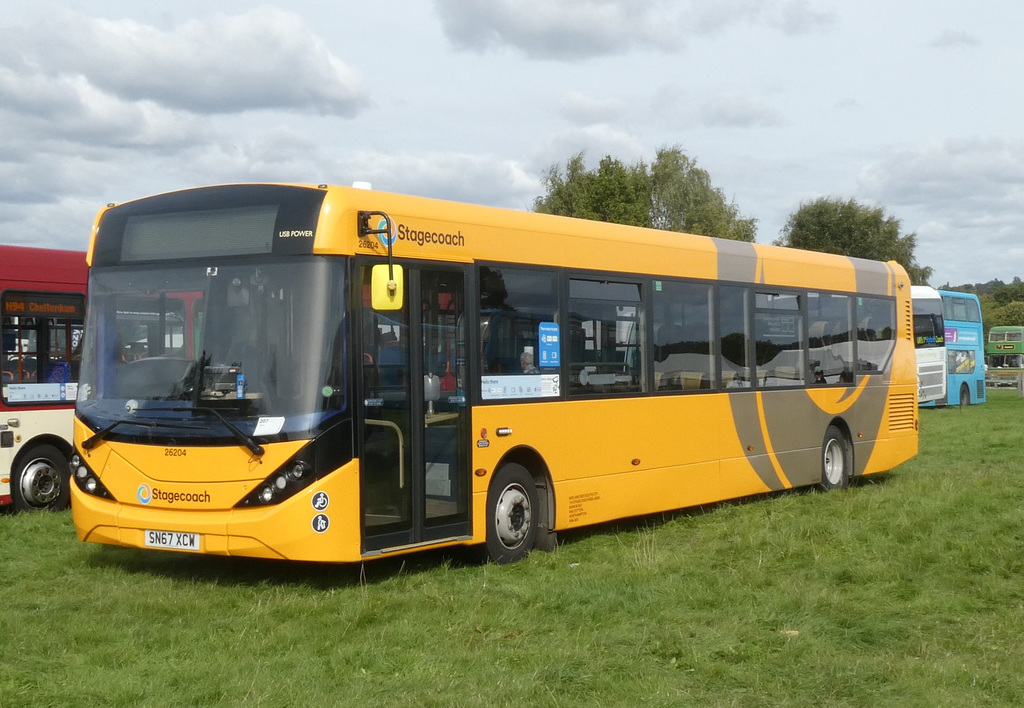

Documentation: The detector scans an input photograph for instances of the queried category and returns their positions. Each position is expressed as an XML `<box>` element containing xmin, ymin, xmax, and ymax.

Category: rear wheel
<box><xmin>819</xmin><ymin>425</ymin><xmax>850</xmax><ymax>491</ymax></box>
<box><xmin>12</xmin><ymin>444</ymin><xmax>71</xmax><ymax>512</ymax></box>
<box><xmin>959</xmin><ymin>383</ymin><xmax>971</xmax><ymax>408</ymax></box>
<box><xmin>486</xmin><ymin>463</ymin><xmax>538</xmax><ymax>564</ymax></box>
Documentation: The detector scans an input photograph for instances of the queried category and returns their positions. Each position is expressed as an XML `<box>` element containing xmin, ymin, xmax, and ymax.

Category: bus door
<box><xmin>357</xmin><ymin>264</ymin><xmax>471</xmax><ymax>554</ymax></box>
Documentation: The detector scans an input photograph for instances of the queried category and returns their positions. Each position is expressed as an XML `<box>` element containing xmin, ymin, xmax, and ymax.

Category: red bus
<box><xmin>1</xmin><ymin>245</ymin><xmax>87</xmax><ymax>510</ymax></box>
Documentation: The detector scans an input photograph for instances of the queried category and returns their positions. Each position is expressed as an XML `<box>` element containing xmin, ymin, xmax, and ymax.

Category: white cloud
<box><xmin>534</xmin><ymin>126</ymin><xmax>646</xmax><ymax>172</ymax></box>
<box><xmin>860</xmin><ymin>138</ymin><xmax>1024</xmax><ymax>213</ymax></box>
<box><xmin>558</xmin><ymin>91</ymin><xmax>628</xmax><ymax>125</ymax></box>
<box><xmin>649</xmin><ymin>85</ymin><xmax>783</xmax><ymax>130</ymax></box>
<box><xmin>929</xmin><ymin>29</ymin><xmax>982</xmax><ymax>49</ymax></box>
<box><xmin>859</xmin><ymin>138</ymin><xmax>1024</xmax><ymax>285</ymax></box>
<box><xmin>0</xmin><ymin>68</ymin><xmax>207</xmax><ymax>153</ymax></box>
<box><xmin>10</xmin><ymin>8</ymin><xmax>368</xmax><ymax>116</ymax></box>
<box><xmin>698</xmin><ymin>93</ymin><xmax>784</xmax><ymax>128</ymax></box>
<box><xmin>434</xmin><ymin>0</ymin><xmax>685</xmax><ymax>59</ymax></box>
<box><xmin>433</xmin><ymin>0</ymin><xmax>837</xmax><ymax>60</ymax></box>
<box><xmin>334</xmin><ymin>151</ymin><xmax>541</xmax><ymax>211</ymax></box>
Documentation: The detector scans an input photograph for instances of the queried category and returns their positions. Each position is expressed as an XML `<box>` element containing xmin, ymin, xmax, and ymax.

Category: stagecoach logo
<box><xmin>137</xmin><ymin>483</ymin><xmax>211</xmax><ymax>505</ymax></box>
<box><xmin>363</xmin><ymin>217</ymin><xmax>466</xmax><ymax>251</ymax></box>
<box><xmin>375</xmin><ymin>218</ymin><xmax>397</xmax><ymax>249</ymax></box>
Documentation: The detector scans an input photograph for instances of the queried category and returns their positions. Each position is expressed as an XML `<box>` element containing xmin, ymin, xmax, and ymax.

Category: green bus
<box><xmin>986</xmin><ymin>326</ymin><xmax>1024</xmax><ymax>370</ymax></box>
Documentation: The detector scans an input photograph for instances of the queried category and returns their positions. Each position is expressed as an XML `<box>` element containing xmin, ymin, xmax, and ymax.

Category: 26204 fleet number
<box><xmin>164</xmin><ymin>448</ymin><xmax>186</xmax><ymax>457</ymax></box>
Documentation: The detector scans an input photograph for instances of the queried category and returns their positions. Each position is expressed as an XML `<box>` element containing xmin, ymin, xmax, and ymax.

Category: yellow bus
<box><xmin>71</xmin><ymin>184</ymin><xmax>918</xmax><ymax>564</ymax></box>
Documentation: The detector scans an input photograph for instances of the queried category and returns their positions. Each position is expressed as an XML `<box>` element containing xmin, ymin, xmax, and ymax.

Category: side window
<box><xmin>966</xmin><ymin>297</ymin><xmax>981</xmax><ymax>323</ymax></box>
<box><xmin>652</xmin><ymin>280</ymin><xmax>713</xmax><ymax>391</ymax></box>
<box><xmin>856</xmin><ymin>296</ymin><xmax>897</xmax><ymax>373</ymax></box>
<box><xmin>807</xmin><ymin>292</ymin><xmax>853</xmax><ymax>384</ymax></box>
<box><xmin>719</xmin><ymin>285</ymin><xmax>751</xmax><ymax>388</ymax></box>
<box><xmin>479</xmin><ymin>266</ymin><xmax>559</xmax><ymax>401</ymax></box>
<box><xmin>1</xmin><ymin>291</ymin><xmax>85</xmax><ymax>404</ymax></box>
<box><xmin>754</xmin><ymin>291</ymin><xmax>803</xmax><ymax>387</ymax></box>
<box><xmin>569</xmin><ymin>279</ymin><xmax>643</xmax><ymax>396</ymax></box>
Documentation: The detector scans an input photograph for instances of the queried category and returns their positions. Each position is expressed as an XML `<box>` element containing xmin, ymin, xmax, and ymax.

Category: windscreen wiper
<box><xmin>81</xmin><ymin>418</ymin><xmax>159</xmax><ymax>450</ymax></box>
<box><xmin>80</xmin><ymin>406</ymin><xmax>264</xmax><ymax>457</ymax></box>
<box><xmin>167</xmin><ymin>406</ymin><xmax>265</xmax><ymax>457</ymax></box>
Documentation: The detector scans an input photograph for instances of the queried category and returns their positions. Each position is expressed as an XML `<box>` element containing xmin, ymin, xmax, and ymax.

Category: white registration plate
<box><xmin>144</xmin><ymin>529</ymin><xmax>201</xmax><ymax>551</ymax></box>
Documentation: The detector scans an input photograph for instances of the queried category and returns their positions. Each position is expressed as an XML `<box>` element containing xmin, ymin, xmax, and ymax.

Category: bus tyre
<box><xmin>819</xmin><ymin>426</ymin><xmax>850</xmax><ymax>491</ymax></box>
<box><xmin>486</xmin><ymin>463</ymin><xmax>539</xmax><ymax>564</ymax></box>
<box><xmin>959</xmin><ymin>383</ymin><xmax>970</xmax><ymax>408</ymax></box>
<box><xmin>12</xmin><ymin>444</ymin><xmax>71</xmax><ymax>512</ymax></box>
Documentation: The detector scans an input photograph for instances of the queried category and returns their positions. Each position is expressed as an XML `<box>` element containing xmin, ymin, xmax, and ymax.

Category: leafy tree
<box><xmin>774</xmin><ymin>197</ymin><xmax>932</xmax><ymax>284</ymax></box>
<box><xmin>534</xmin><ymin>147</ymin><xmax>756</xmax><ymax>242</ymax></box>
<box><xmin>987</xmin><ymin>301</ymin><xmax>1024</xmax><ymax>328</ymax></box>
<box><xmin>647</xmin><ymin>148</ymin><xmax>756</xmax><ymax>241</ymax></box>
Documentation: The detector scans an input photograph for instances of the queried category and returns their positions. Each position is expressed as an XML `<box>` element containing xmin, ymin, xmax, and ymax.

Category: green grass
<box><xmin>3</xmin><ymin>391</ymin><xmax>1024</xmax><ymax>706</ymax></box>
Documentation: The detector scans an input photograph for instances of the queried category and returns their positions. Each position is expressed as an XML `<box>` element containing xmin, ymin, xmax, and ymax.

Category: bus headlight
<box><xmin>235</xmin><ymin>446</ymin><xmax>321</xmax><ymax>507</ymax></box>
<box><xmin>71</xmin><ymin>451</ymin><xmax>115</xmax><ymax>500</ymax></box>
<box><xmin>286</xmin><ymin>461</ymin><xmax>309</xmax><ymax>482</ymax></box>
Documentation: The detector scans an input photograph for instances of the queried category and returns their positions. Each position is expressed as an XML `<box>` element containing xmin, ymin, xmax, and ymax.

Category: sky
<box><xmin>2</xmin><ymin>0</ymin><xmax>1022</xmax><ymax>288</ymax></box>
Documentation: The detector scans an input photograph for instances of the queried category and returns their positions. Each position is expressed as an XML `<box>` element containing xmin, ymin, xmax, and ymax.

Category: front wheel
<box><xmin>12</xmin><ymin>444</ymin><xmax>71</xmax><ymax>512</ymax></box>
<box><xmin>486</xmin><ymin>463</ymin><xmax>539</xmax><ymax>564</ymax></box>
<box><xmin>818</xmin><ymin>425</ymin><xmax>851</xmax><ymax>491</ymax></box>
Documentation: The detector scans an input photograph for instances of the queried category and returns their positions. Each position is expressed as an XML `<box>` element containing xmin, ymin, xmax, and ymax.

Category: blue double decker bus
<box><xmin>938</xmin><ymin>289</ymin><xmax>986</xmax><ymax>407</ymax></box>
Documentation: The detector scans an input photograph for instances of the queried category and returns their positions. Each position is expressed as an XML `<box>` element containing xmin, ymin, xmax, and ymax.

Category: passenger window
<box><xmin>652</xmin><ymin>280</ymin><xmax>713</xmax><ymax>391</ymax></box>
<box><xmin>754</xmin><ymin>291</ymin><xmax>803</xmax><ymax>387</ymax></box>
<box><xmin>719</xmin><ymin>285</ymin><xmax>751</xmax><ymax>388</ymax></box>
<box><xmin>856</xmin><ymin>296</ymin><xmax>897</xmax><ymax>373</ymax></box>
<box><xmin>478</xmin><ymin>266</ymin><xmax>559</xmax><ymax>400</ymax></box>
<box><xmin>807</xmin><ymin>293</ymin><xmax>853</xmax><ymax>384</ymax></box>
<box><xmin>569</xmin><ymin>279</ymin><xmax>643</xmax><ymax>396</ymax></box>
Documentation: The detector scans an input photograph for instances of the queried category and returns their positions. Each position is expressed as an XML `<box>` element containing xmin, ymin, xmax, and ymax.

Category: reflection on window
<box><xmin>719</xmin><ymin>285</ymin><xmax>750</xmax><ymax>388</ymax></box>
<box><xmin>569</xmin><ymin>279</ymin><xmax>643</xmax><ymax>395</ymax></box>
<box><xmin>807</xmin><ymin>292</ymin><xmax>853</xmax><ymax>385</ymax></box>
<box><xmin>942</xmin><ymin>294</ymin><xmax>981</xmax><ymax>323</ymax></box>
<box><xmin>754</xmin><ymin>291</ymin><xmax>804</xmax><ymax>387</ymax></box>
<box><xmin>913</xmin><ymin>298</ymin><xmax>944</xmax><ymax>349</ymax></box>
<box><xmin>2</xmin><ymin>292</ymin><xmax>85</xmax><ymax>404</ymax></box>
<box><xmin>856</xmin><ymin>296</ymin><xmax>897</xmax><ymax>372</ymax></box>
<box><xmin>479</xmin><ymin>266</ymin><xmax>560</xmax><ymax>400</ymax></box>
<box><xmin>652</xmin><ymin>280</ymin><xmax>713</xmax><ymax>391</ymax></box>
<box><xmin>79</xmin><ymin>259</ymin><xmax>346</xmax><ymax>438</ymax></box>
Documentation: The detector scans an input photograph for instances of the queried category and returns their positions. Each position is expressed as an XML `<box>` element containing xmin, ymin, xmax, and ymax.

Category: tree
<box><xmin>987</xmin><ymin>301</ymin><xmax>1024</xmax><ymax>328</ymax></box>
<box><xmin>648</xmin><ymin>147</ymin><xmax>756</xmax><ymax>241</ymax></box>
<box><xmin>774</xmin><ymin>197</ymin><xmax>932</xmax><ymax>284</ymax></box>
<box><xmin>534</xmin><ymin>147</ymin><xmax>756</xmax><ymax>242</ymax></box>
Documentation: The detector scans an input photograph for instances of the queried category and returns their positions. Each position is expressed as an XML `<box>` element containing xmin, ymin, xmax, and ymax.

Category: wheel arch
<box><xmin>825</xmin><ymin>416</ymin><xmax>856</xmax><ymax>476</ymax></box>
<box><xmin>11</xmin><ymin>433</ymin><xmax>74</xmax><ymax>474</ymax></box>
<box><xmin>493</xmin><ymin>445</ymin><xmax>557</xmax><ymax>549</ymax></box>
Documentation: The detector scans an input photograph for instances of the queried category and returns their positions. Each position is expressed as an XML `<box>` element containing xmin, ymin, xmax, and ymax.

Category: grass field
<box><xmin>3</xmin><ymin>391</ymin><xmax>1024</xmax><ymax>706</ymax></box>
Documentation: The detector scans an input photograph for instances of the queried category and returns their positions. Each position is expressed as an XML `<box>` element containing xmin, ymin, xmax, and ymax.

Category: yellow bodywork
<box><xmin>75</xmin><ymin>184</ymin><xmax>918</xmax><ymax>563</ymax></box>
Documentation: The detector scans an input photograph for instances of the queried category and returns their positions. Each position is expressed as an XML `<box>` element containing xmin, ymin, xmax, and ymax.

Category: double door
<box><xmin>357</xmin><ymin>264</ymin><xmax>471</xmax><ymax>553</ymax></box>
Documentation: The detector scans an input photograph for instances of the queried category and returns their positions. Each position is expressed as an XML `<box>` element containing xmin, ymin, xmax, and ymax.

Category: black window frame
<box><xmin>470</xmin><ymin>262</ymin><xmax>897</xmax><ymax>405</ymax></box>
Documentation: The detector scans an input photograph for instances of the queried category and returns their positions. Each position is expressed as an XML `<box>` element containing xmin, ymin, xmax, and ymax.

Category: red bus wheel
<box><xmin>13</xmin><ymin>444</ymin><xmax>71</xmax><ymax>512</ymax></box>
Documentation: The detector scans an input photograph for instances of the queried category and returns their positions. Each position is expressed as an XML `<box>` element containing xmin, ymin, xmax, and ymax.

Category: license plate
<box><xmin>144</xmin><ymin>529</ymin><xmax>201</xmax><ymax>551</ymax></box>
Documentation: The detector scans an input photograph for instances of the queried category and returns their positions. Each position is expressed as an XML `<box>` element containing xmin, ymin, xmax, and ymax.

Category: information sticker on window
<box><xmin>538</xmin><ymin>322</ymin><xmax>560</xmax><ymax>367</ymax></box>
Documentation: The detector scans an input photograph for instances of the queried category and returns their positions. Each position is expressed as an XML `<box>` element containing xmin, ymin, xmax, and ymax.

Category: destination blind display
<box><xmin>2</xmin><ymin>292</ymin><xmax>83</xmax><ymax>318</ymax></box>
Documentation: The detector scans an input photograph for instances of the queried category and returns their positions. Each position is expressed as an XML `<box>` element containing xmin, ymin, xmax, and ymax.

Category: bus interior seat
<box><xmin>46</xmin><ymin>362</ymin><xmax>70</xmax><ymax>383</ymax></box>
